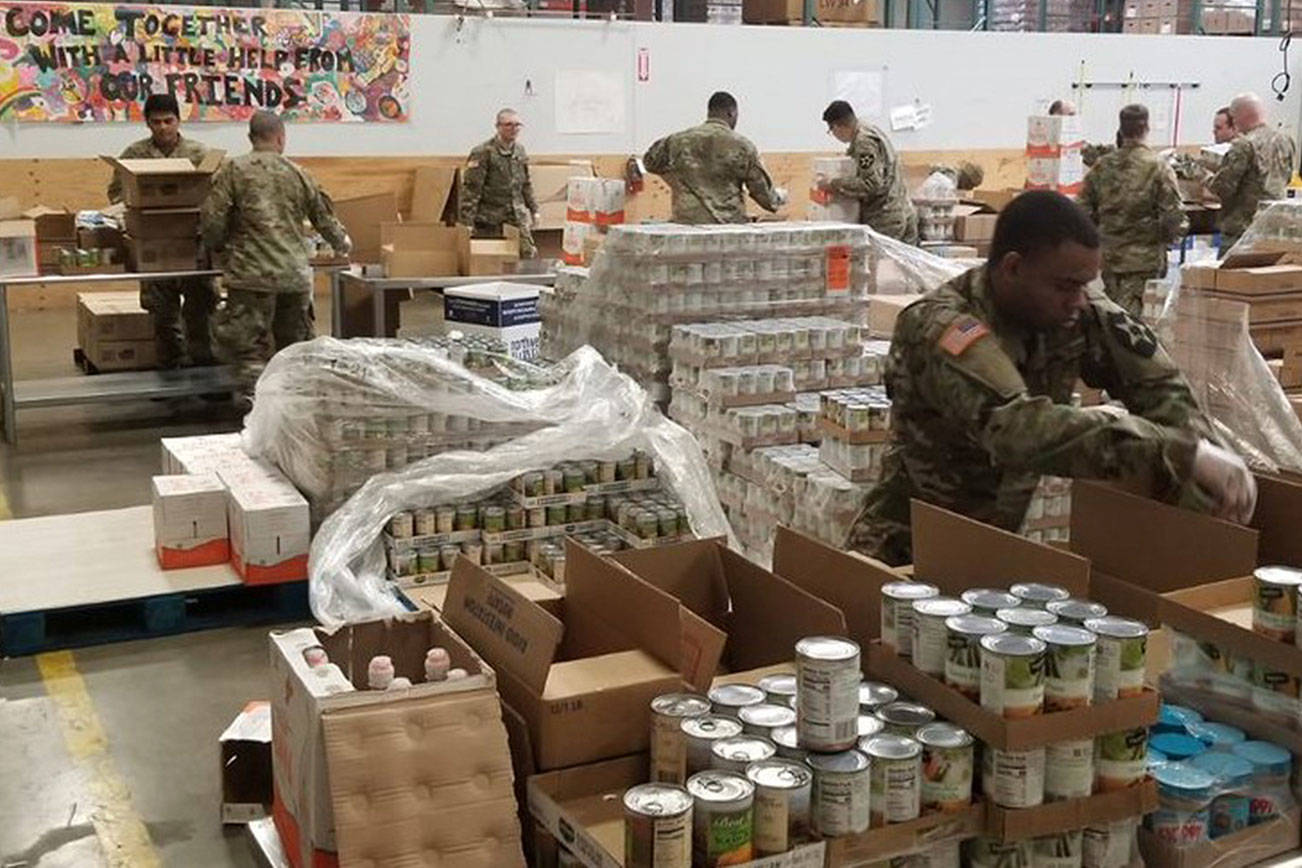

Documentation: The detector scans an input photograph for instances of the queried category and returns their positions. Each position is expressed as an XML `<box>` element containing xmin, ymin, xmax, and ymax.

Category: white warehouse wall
<box><xmin>2</xmin><ymin>15</ymin><xmax>1298</xmax><ymax>158</ymax></box>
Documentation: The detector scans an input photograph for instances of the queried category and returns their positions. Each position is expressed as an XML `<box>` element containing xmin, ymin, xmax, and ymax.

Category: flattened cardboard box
<box><xmin>269</xmin><ymin>611</ymin><xmax>523</xmax><ymax>868</ymax></box>
<box><xmin>865</xmin><ymin>501</ymin><xmax>1158</xmax><ymax>751</ymax></box>
<box><xmin>443</xmin><ymin>541</ymin><xmax>717</xmax><ymax>771</ymax></box>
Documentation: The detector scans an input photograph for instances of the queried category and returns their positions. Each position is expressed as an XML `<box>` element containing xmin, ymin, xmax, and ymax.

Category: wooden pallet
<box><xmin>0</xmin><ymin>580</ymin><xmax>310</xmax><ymax>656</ymax></box>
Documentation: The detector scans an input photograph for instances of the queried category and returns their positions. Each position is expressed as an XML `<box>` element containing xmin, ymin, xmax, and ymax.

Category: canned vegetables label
<box><xmin>695</xmin><ymin>806</ymin><xmax>752</xmax><ymax>867</ymax></box>
<box><xmin>626</xmin><ymin>812</ymin><xmax>691</xmax><ymax>868</ymax></box>
<box><xmin>1094</xmin><ymin>729</ymin><xmax>1147</xmax><ymax>792</ymax></box>
<box><xmin>754</xmin><ymin>786</ymin><xmax>810</xmax><ymax>854</ymax></box>
<box><xmin>652</xmin><ymin>720</ymin><xmax>687</xmax><ymax>784</ymax></box>
<box><xmin>1044</xmin><ymin>643</ymin><xmax>1094</xmax><ymax>711</ymax></box>
<box><xmin>983</xmin><ymin>748</ymin><xmax>1045</xmax><ymax>809</ymax></box>
<box><xmin>945</xmin><ymin>633</ymin><xmax>982</xmax><ymax>701</ymax></box>
<box><xmin>872</xmin><ymin>758</ymin><xmax>921</xmax><ymax>824</ymax></box>
<box><xmin>798</xmin><ymin>657</ymin><xmax>860</xmax><ymax>749</ymax></box>
<box><xmin>981</xmin><ymin>651</ymin><xmax>1044</xmax><ymax>718</ymax></box>
<box><xmin>922</xmin><ymin>745</ymin><xmax>973</xmax><ymax>812</ymax></box>
<box><xmin>1094</xmin><ymin>635</ymin><xmax>1145</xmax><ymax>702</ymax></box>
<box><xmin>1045</xmin><ymin>739</ymin><xmax>1094</xmax><ymax>800</ymax></box>
<box><xmin>815</xmin><ymin>772</ymin><xmax>870</xmax><ymax>836</ymax></box>
<box><xmin>1254</xmin><ymin>580</ymin><xmax>1298</xmax><ymax>642</ymax></box>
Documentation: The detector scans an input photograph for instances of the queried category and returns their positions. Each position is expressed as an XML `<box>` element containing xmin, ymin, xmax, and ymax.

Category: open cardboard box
<box><xmin>461</xmin><ymin>225</ymin><xmax>521</xmax><ymax>276</ymax></box>
<box><xmin>101</xmin><ymin>151</ymin><xmax>224</xmax><ymax>209</ymax></box>
<box><xmin>863</xmin><ymin>501</ymin><xmax>1159</xmax><ymax>751</ymax></box>
<box><xmin>533</xmin><ymin>161</ymin><xmax>597</xmax><ymax>231</ymax></box>
<box><xmin>334</xmin><ymin>192</ymin><xmax>401</xmax><ymax>265</ymax></box>
<box><xmin>380</xmin><ymin>221</ymin><xmax>464</xmax><ymax>277</ymax></box>
<box><xmin>269</xmin><ymin>610</ymin><xmax>523</xmax><ymax>868</ymax></box>
<box><xmin>1137</xmin><ymin>806</ymin><xmax>1301</xmax><ymax>868</ymax></box>
<box><xmin>442</xmin><ymin>541</ymin><xmax>714</xmax><ymax>772</ymax></box>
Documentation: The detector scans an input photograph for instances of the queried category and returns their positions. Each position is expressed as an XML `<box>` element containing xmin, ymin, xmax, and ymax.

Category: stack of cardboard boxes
<box><xmin>102</xmin><ymin>151</ymin><xmax>223</xmax><ymax>273</ymax></box>
<box><xmin>1197</xmin><ymin>0</ymin><xmax>1256</xmax><ymax>32</ymax></box>
<box><xmin>22</xmin><ymin>206</ymin><xmax>79</xmax><ymax>274</ymax></box>
<box><xmin>742</xmin><ymin>0</ymin><xmax>882</xmax><ymax>25</ymax></box>
<box><xmin>561</xmin><ymin>176</ymin><xmax>626</xmax><ymax>266</ymax></box>
<box><xmin>0</xmin><ymin>199</ymin><xmax>38</xmax><ymax>280</ymax></box>
<box><xmin>1121</xmin><ymin>0</ymin><xmax>1187</xmax><ymax>33</ymax></box>
<box><xmin>1026</xmin><ymin>115</ymin><xmax>1085</xmax><ymax>195</ymax></box>
<box><xmin>443</xmin><ymin>282</ymin><xmax>543</xmax><ymax>362</ymax></box>
<box><xmin>75</xmin><ymin>291</ymin><xmax>157</xmax><ymax>373</ymax></box>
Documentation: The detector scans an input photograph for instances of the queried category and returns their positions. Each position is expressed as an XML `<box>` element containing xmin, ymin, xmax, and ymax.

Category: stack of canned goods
<box><xmin>626</xmin><ymin>635</ymin><xmax>976</xmax><ymax>867</ymax></box>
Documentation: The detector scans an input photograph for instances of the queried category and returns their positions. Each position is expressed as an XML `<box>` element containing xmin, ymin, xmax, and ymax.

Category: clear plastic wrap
<box><xmin>1155</xmin><ymin>263</ymin><xmax>1302</xmax><ymax>473</ymax></box>
<box><xmin>1220</xmin><ymin>199</ymin><xmax>1302</xmax><ymax>260</ymax></box>
<box><xmin>244</xmin><ymin>340</ymin><xmax>731</xmax><ymax>626</ymax></box>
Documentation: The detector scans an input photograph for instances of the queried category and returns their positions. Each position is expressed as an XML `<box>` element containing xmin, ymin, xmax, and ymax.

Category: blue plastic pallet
<box><xmin>0</xmin><ymin>580</ymin><xmax>311</xmax><ymax>656</ymax></box>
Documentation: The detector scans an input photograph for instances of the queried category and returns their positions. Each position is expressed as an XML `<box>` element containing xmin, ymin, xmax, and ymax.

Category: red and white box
<box><xmin>219</xmin><ymin>464</ymin><xmax>309</xmax><ymax>584</ymax></box>
<box><xmin>1026</xmin><ymin>114</ymin><xmax>1085</xmax><ymax>157</ymax></box>
<box><xmin>152</xmin><ymin>473</ymin><xmax>231</xmax><ymax>569</ymax></box>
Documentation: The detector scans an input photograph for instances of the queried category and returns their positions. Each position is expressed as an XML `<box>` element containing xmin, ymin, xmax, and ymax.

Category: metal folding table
<box><xmin>332</xmin><ymin>269</ymin><xmax>556</xmax><ymax>338</ymax></box>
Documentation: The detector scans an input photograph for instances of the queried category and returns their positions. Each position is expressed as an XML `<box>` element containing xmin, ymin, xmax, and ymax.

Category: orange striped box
<box><xmin>152</xmin><ymin>474</ymin><xmax>231</xmax><ymax>570</ymax></box>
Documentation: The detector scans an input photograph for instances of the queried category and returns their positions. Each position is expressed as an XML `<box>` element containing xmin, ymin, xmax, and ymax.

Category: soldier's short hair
<box><xmin>989</xmin><ymin>190</ymin><xmax>1099</xmax><ymax>265</ymax></box>
<box><xmin>1118</xmin><ymin>104</ymin><xmax>1148</xmax><ymax>140</ymax></box>
<box><xmin>249</xmin><ymin>110</ymin><xmax>284</xmax><ymax>142</ymax></box>
<box><xmin>708</xmin><ymin>92</ymin><xmax>737</xmax><ymax>115</ymax></box>
<box><xmin>143</xmin><ymin>93</ymin><xmax>180</xmax><ymax>120</ymax></box>
<box><xmin>496</xmin><ymin>108</ymin><xmax>520</xmax><ymax>125</ymax></box>
<box><xmin>1215</xmin><ymin>106</ymin><xmax>1234</xmax><ymax>128</ymax></box>
<box><xmin>1048</xmin><ymin>99</ymin><xmax>1065</xmax><ymax>115</ymax></box>
<box><xmin>822</xmin><ymin>100</ymin><xmax>855</xmax><ymax>126</ymax></box>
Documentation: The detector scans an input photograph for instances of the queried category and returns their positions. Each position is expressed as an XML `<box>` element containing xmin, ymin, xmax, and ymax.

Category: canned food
<box><xmin>686</xmin><ymin>771</ymin><xmax>754</xmax><ymax>867</ymax></box>
<box><xmin>586</xmin><ymin>496</ymin><xmax>606</xmax><ymax>521</ymax></box>
<box><xmin>435</xmin><ymin>505</ymin><xmax>456</xmax><ymax>534</ymax></box>
<box><xmin>636</xmin><ymin>510</ymin><xmax>660</xmax><ymax>539</ymax></box>
<box><xmin>482</xmin><ymin>506</ymin><xmax>506</xmax><ymax>534</ymax></box>
<box><xmin>1010</xmin><ymin>582</ymin><xmax>1071</xmax><ymax>609</ymax></box>
<box><xmin>388</xmin><ymin>511</ymin><xmax>413</xmax><ymax>538</ymax></box>
<box><xmin>563</xmin><ymin>467</ymin><xmax>586</xmax><ymax>493</ymax></box>
<box><xmin>961</xmin><ymin>588</ymin><xmax>1022</xmax><ymax>617</ymax></box>
<box><xmin>438</xmin><ymin>545</ymin><xmax>460</xmax><ymax>572</ymax></box>
<box><xmin>506</xmin><ymin>504</ymin><xmax>526</xmax><ymax>530</ymax></box>
<box><xmin>547</xmin><ymin>504</ymin><xmax>569</xmax><ymax>526</ymax></box>
<box><xmin>770</xmin><ymin>725</ymin><xmax>807</xmax><ymax>761</ymax></box>
<box><xmin>970</xmin><ymin>837</ymin><xmax>1033</xmax><ymax>868</ymax></box>
<box><xmin>858</xmin><ymin>714</ymin><xmax>885</xmax><ymax>739</ymax></box>
<box><xmin>416</xmin><ymin>548</ymin><xmax>441</xmax><ymax>574</ymax></box>
<box><xmin>1085</xmin><ymin>617</ymin><xmax>1148</xmax><ymax>703</ymax></box>
<box><xmin>711</xmin><ymin>735</ymin><xmax>776</xmax><ymax>773</ymax></box>
<box><xmin>882</xmin><ymin>582</ymin><xmax>941</xmax><ymax>656</ymax></box>
<box><xmin>1252</xmin><ymin>662</ymin><xmax>1301</xmax><ymax>722</ymax></box>
<box><xmin>567</xmin><ymin>502</ymin><xmax>586</xmax><ymax>523</ymax></box>
<box><xmin>863</xmin><ymin>734</ymin><xmax>922</xmax><ymax>826</ymax></box>
<box><xmin>1252</xmin><ymin>566</ymin><xmax>1302</xmax><ymax>642</ymax></box>
<box><xmin>739</xmin><ymin>703</ymin><xmax>797</xmax><ymax>737</ymax></box>
<box><xmin>460</xmin><ymin>541</ymin><xmax>482</xmax><ymax>566</ymax></box>
<box><xmin>807</xmin><ymin>749</ymin><xmax>871</xmax><ymax>836</ymax></box>
<box><xmin>623</xmin><ymin>783</ymin><xmax>692</xmax><ymax>868</ymax></box>
<box><xmin>392</xmin><ymin>549</ymin><xmax>418</xmax><ymax>577</ymax></box>
<box><xmin>919</xmin><ymin>841</ymin><xmax>963</xmax><ymax>868</ymax></box>
<box><xmin>708</xmin><ymin>683</ymin><xmax>766</xmax><ymax>718</ymax></box>
<box><xmin>599</xmin><ymin>460</ymin><xmax>617</xmax><ymax>483</ymax></box>
<box><xmin>1046</xmin><ymin>598</ymin><xmax>1108</xmax><ymax>627</ymax></box>
<box><xmin>682</xmin><ymin>715</ymin><xmax>744</xmax><ymax>776</ymax></box>
<box><xmin>528</xmin><ymin>507</ymin><xmax>546</xmax><ymax>528</ymax></box>
<box><xmin>521</xmin><ymin>472</ymin><xmax>545</xmax><ymax>497</ymax></box>
<box><xmin>454</xmin><ymin>504</ymin><xmax>478</xmax><ymax>531</ymax></box>
<box><xmin>504</xmin><ymin>540</ymin><xmax>525</xmax><ymax>562</ymax></box>
<box><xmin>484</xmin><ymin>542</ymin><xmax>504</xmax><ymax>565</ymax></box>
<box><xmin>875</xmin><ymin>702</ymin><xmax>936</xmax><ymax>737</ymax></box>
<box><xmin>1033</xmin><ymin>624</ymin><xmax>1097</xmax><ymax>712</ymax></box>
<box><xmin>859</xmin><ymin>681</ymin><xmax>899</xmax><ymax>712</ymax></box>
<box><xmin>651</xmin><ymin>693</ymin><xmax>712</xmax><ymax>784</ymax></box>
<box><xmin>980</xmin><ymin>633</ymin><xmax>1046</xmax><ymax>719</ymax></box>
<box><xmin>996</xmin><ymin>607</ymin><xmax>1058</xmax><ymax>635</ymax></box>
<box><xmin>413</xmin><ymin>508</ymin><xmax>437</xmax><ymax>536</ymax></box>
<box><xmin>917</xmin><ymin>723</ymin><xmax>974</xmax><ymax>813</ymax></box>
<box><xmin>983</xmin><ymin>746</ymin><xmax>1046</xmax><ymax>808</ymax></box>
<box><xmin>1031</xmin><ymin>830</ymin><xmax>1083</xmax><ymax>868</ymax></box>
<box><xmin>795</xmin><ymin>636</ymin><xmax>861</xmax><ymax>752</ymax></box>
<box><xmin>546</xmin><ymin>469</ymin><xmax>564</xmax><ymax>495</ymax></box>
<box><xmin>758</xmin><ymin>673</ymin><xmax>797</xmax><ymax>705</ymax></box>
<box><xmin>746</xmin><ymin>759</ymin><xmax>812</xmax><ymax>856</ymax></box>
<box><xmin>617</xmin><ymin>457</ymin><xmax>637</xmax><ymax>481</ymax></box>
<box><xmin>1095</xmin><ymin>727</ymin><xmax>1148</xmax><ymax>791</ymax></box>
<box><xmin>945</xmin><ymin>615</ymin><xmax>1008</xmax><ymax>701</ymax></box>
<box><xmin>1045</xmin><ymin>738</ymin><xmax>1095</xmax><ymax>800</ymax></box>
<box><xmin>912</xmin><ymin>598</ymin><xmax>973</xmax><ymax>677</ymax></box>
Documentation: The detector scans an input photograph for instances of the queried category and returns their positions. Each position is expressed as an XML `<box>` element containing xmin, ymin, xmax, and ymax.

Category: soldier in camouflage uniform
<box><xmin>107</xmin><ymin>94</ymin><xmax>216</xmax><ymax>369</ymax></box>
<box><xmin>643</xmin><ymin>91</ymin><xmax>785</xmax><ymax>224</ymax></box>
<box><xmin>1077</xmin><ymin>105</ymin><xmax>1188</xmax><ymax>317</ymax></box>
<box><xmin>1205</xmin><ymin>93</ymin><xmax>1296</xmax><ymax>251</ymax></box>
<box><xmin>202</xmin><ymin>112</ymin><xmax>351</xmax><ymax>409</ymax></box>
<box><xmin>820</xmin><ymin>100</ymin><xmax>918</xmax><ymax>244</ymax></box>
<box><xmin>847</xmin><ymin>191</ymin><xmax>1256</xmax><ymax>566</ymax></box>
<box><xmin>929</xmin><ymin>161</ymin><xmax>984</xmax><ymax>193</ymax></box>
<box><xmin>459</xmin><ymin>109</ymin><xmax>539</xmax><ymax>259</ymax></box>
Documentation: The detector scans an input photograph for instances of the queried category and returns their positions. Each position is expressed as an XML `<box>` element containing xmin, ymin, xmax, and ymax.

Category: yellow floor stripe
<box><xmin>36</xmin><ymin>651</ymin><xmax>161</xmax><ymax>868</ymax></box>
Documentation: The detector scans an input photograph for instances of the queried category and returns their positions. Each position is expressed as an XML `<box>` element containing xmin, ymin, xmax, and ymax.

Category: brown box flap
<box><xmin>912</xmin><ymin>500</ymin><xmax>1090</xmax><ymax>595</ymax></box>
<box><xmin>1251</xmin><ymin>473</ymin><xmax>1302</xmax><ymax>566</ymax></box>
<box><xmin>1160</xmin><ymin>575</ymin><xmax>1302</xmax><ymax>678</ymax></box>
<box><xmin>773</xmin><ymin>525</ymin><xmax>896</xmax><ymax>650</ymax></box>
<box><xmin>444</xmin><ymin>558</ymin><xmax>563</xmax><ymax>695</ymax></box>
<box><xmin>335</xmin><ymin>192</ymin><xmax>401</xmax><ymax>264</ymax></box>
<box><xmin>409</xmin><ymin>166</ymin><xmax>459</xmax><ymax>223</ymax></box>
<box><xmin>1069</xmin><ymin>482</ymin><xmax>1257</xmax><ymax>591</ymax></box>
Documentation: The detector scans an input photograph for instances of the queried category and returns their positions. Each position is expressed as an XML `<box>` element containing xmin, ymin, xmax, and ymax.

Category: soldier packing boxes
<box><xmin>101</xmin><ymin>150</ymin><xmax>223</xmax><ymax>273</ymax></box>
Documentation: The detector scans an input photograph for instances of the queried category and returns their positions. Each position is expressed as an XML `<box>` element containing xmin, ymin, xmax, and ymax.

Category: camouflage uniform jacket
<box><xmin>643</xmin><ymin>118</ymin><xmax>779</xmax><ymax>224</ymax></box>
<box><xmin>107</xmin><ymin>135</ymin><xmax>209</xmax><ymax>203</ymax></box>
<box><xmin>849</xmin><ymin>265</ymin><xmax>1215</xmax><ymax>565</ymax></box>
<box><xmin>1077</xmin><ymin>144</ymin><xmax>1188</xmax><ymax>274</ymax></box>
<box><xmin>459</xmin><ymin>138</ymin><xmax>538</xmax><ymax>228</ymax></box>
<box><xmin>1209</xmin><ymin>123</ymin><xmax>1296</xmax><ymax>243</ymax></box>
<box><xmin>829</xmin><ymin>123</ymin><xmax>917</xmax><ymax>241</ymax></box>
<box><xmin>201</xmin><ymin>150</ymin><xmax>348</xmax><ymax>294</ymax></box>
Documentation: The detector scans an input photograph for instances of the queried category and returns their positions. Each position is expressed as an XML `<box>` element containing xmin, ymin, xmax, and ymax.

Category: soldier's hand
<box><xmin>1192</xmin><ymin>440</ymin><xmax>1257</xmax><ymax>524</ymax></box>
<box><xmin>773</xmin><ymin>187</ymin><xmax>790</xmax><ymax>207</ymax></box>
<box><xmin>338</xmin><ymin>234</ymin><xmax>354</xmax><ymax>257</ymax></box>
<box><xmin>532</xmin><ymin>211</ymin><xmax>542</xmax><ymax>227</ymax></box>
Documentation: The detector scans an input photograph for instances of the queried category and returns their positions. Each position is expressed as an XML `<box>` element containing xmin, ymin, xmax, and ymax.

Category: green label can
<box><xmin>687</xmin><ymin>771</ymin><xmax>754</xmax><ymax>867</ymax></box>
<box><xmin>1094</xmin><ymin>728</ymin><xmax>1147</xmax><ymax>792</ymax></box>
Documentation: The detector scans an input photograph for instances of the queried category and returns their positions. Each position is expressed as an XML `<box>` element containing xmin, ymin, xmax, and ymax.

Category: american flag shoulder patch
<box><xmin>938</xmin><ymin>317</ymin><xmax>991</xmax><ymax>356</ymax></box>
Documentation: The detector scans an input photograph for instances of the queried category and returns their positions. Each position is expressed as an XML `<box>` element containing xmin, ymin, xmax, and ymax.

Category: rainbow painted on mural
<box><xmin>0</xmin><ymin>2</ymin><xmax>410</xmax><ymax>122</ymax></box>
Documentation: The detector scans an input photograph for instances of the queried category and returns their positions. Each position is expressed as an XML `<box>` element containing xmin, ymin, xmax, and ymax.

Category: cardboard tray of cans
<box><xmin>816</xmin><ymin>418</ymin><xmax>889</xmax><ymax>445</ymax></box>
<box><xmin>512</xmin><ymin>478</ymin><xmax>662</xmax><ymax>509</ymax></box>
<box><xmin>393</xmin><ymin>559</ymin><xmax>532</xmax><ymax>590</ymax></box>
<box><xmin>984</xmin><ymin>779</ymin><xmax>1157</xmax><ymax>842</ymax></box>
<box><xmin>1136</xmin><ymin>805</ymin><xmax>1301</xmax><ymax>868</ymax></box>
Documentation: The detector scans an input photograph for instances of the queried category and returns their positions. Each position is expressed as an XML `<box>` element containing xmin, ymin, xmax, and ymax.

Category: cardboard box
<box><xmin>1027</xmin><ymin>114</ymin><xmax>1085</xmax><ymax>156</ymax></box>
<box><xmin>77</xmin><ymin>291</ymin><xmax>154</xmax><ymax>345</ymax></box>
<box><xmin>986</xmin><ymin>781</ymin><xmax>1158</xmax><ymax>841</ymax></box>
<box><xmin>380</xmin><ymin>221</ymin><xmax>463</xmax><ymax>277</ymax></box>
<box><xmin>1026</xmin><ymin>147</ymin><xmax>1085</xmax><ymax>194</ymax></box>
<box><xmin>269</xmin><ymin>612</ymin><xmax>523</xmax><ymax>868</ymax></box>
<box><xmin>869</xmin><ymin>292</ymin><xmax>924</xmax><ymax>338</ymax></box>
<box><xmin>561</xmin><ymin>220</ymin><xmax>591</xmax><ymax>266</ymax></box>
<box><xmin>408</xmin><ymin>165</ymin><xmax>459</xmax><ymax>224</ymax></box>
<box><xmin>528</xmin><ymin>755</ymin><xmax>827</xmax><ymax>868</ymax></box>
<box><xmin>334</xmin><ymin>192</ymin><xmax>401</xmax><ymax>264</ymax></box>
<box><xmin>80</xmin><ymin>339</ymin><xmax>157</xmax><ymax>372</ymax></box>
<box><xmin>1282</xmin><ymin>342</ymin><xmax>1302</xmax><ymax>388</ymax></box>
<box><xmin>78</xmin><ymin>224</ymin><xmax>124</xmax><ymax>251</ymax></box>
<box><xmin>1138</xmin><ymin>806</ymin><xmax>1300</xmax><ymax>868</ymax></box>
<box><xmin>443</xmin><ymin>282</ymin><xmax>541</xmax><ymax>362</ymax></box>
<box><xmin>219</xmin><ymin>464</ymin><xmax>310</xmax><ymax>585</ymax></box>
<box><xmin>124</xmin><ymin>207</ymin><xmax>200</xmax><ymax>241</ymax></box>
<box><xmin>532</xmin><ymin>161</ymin><xmax>596</xmax><ymax>231</ymax></box>
<box><xmin>462</xmin><ymin>226</ymin><xmax>521</xmax><ymax>276</ymax></box>
<box><xmin>967</xmin><ymin>189</ymin><xmax>1021</xmax><ymax>212</ymax></box>
<box><xmin>126</xmin><ymin>235</ymin><xmax>198</xmax><ymax>273</ymax></box>
<box><xmin>743</xmin><ymin>0</ymin><xmax>880</xmax><ymax>23</ymax></box>
<box><xmin>954</xmin><ymin>211</ymin><xmax>999</xmax><ymax>242</ymax></box>
<box><xmin>565</xmin><ymin>176</ymin><xmax>627</xmax><ymax>228</ymax></box>
<box><xmin>22</xmin><ymin>205</ymin><xmax>76</xmax><ymax>241</ymax></box>
<box><xmin>220</xmin><ymin>700</ymin><xmax>272</xmax><ymax>824</ymax></box>
<box><xmin>0</xmin><ymin>220</ymin><xmax>38</xmax><ymax>279</ymax></box>
<box><xmin>1205</xmin><ymin>290</ymin><xmax>1302</xmax><ymax>323</ymax></box>
<box><xmin>865</xmin><ymin>501</ymin><xmax>1160</xmax><ymax>751</ymax></box>
<box><xmin>442</xmin><ymin>542</ymin><xmax>708</xmax><ymax>772</ymax></box>
<box><xmin>100</xmin><ymin>151</ymin><xmax>223</xmax><ymax>209</ymax></box>
<box><xmin>151</xmin><ymin>473</ymin><xmax>230</xmax><ymax>569</ymax></box>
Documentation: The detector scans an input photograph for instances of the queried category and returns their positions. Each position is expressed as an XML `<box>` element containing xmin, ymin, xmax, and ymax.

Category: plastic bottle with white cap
<box><xmin>368</xmin><ymin>655</ymin><xmax>395</xmax><ymax>690</ymax></box>
<box><xmin>425</xmin><ymin>647</ymin><xmax>451</xmax><ymax>682</ymax></box>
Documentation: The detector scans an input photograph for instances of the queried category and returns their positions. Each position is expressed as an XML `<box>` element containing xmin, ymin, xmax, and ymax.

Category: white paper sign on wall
<box><xmin>829</xmin><ymin>69</ymin><xmax>886</xmax><ymax>121</ymax></box>
<box><xmin>555</xmin><ymin>69</ymin><xmax>626</xmax><ymax>134</ymax></box>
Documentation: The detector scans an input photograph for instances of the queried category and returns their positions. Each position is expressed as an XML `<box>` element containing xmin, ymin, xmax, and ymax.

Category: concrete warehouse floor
<box><xmin>0</xmin><ymin>291</ymin><xmax>450</xmax><ymax>867</ymax></box>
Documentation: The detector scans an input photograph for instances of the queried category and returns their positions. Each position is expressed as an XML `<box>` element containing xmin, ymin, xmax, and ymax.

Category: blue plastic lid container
<box><xmin>1188</xmin><ymin>722</ymin><xmax>1246</xmax><ymax>751</ymax></box>
<box><xmin>1151</xmin><ymin>732</ymin><xmax>1208</xmax><ymax>762</ymax></box>
<box><xmin>1231</xmin><ymin>741</ymin><xmax>1292</xmax><ymax>780</ymax></box>
<box><xmin>1155</xmin><ymin>704</ymin><xmax>1206</xmax><ymax>734</ymax></box>
<box><xmin>1190</xmin><ymin>751</ymin><xmax>1253</xmax><ymax>790</ymax></box>
<box><xmin>1148</xmin><ymin>746</ymin><xmax>1169</xmax><ymax>770</ymax></box>
<box><xmin>1154</xmin><ymin>761</ymin><xmax>1217</xmax><ymax>805</ymax></box>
